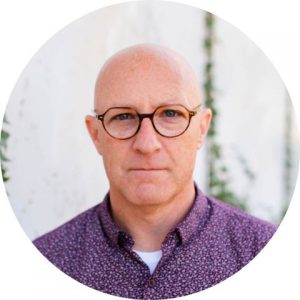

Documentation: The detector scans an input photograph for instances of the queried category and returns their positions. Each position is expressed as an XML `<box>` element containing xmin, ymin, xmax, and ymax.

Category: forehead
<box><xmin>95</xmin><ymin>47</ymin><xmax>200</xmax><ymax>111</ymax></box>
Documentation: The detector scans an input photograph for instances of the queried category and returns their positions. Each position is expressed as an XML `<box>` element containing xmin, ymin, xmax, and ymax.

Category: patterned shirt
<box><xmin>33</xmin><ymin>185</ymin><xmax>276</xmax><ymax>299</ymax></box>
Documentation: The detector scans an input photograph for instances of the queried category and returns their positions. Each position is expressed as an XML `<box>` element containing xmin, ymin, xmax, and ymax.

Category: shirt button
<box><xmin>148</xmin><ymin>278</ymin><xmax>155</xmax><ymax>288</ymax></box>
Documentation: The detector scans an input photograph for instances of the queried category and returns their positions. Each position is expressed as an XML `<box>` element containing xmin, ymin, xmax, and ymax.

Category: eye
<box><xmin>162</xmin><ymin>110</ymin><xmax>181</xmax><ymax>118</ymax></box>
<box><xmin>113</xmin><ymin>113</ymin><xmax>135</xmax><ymax>121</ymax></box>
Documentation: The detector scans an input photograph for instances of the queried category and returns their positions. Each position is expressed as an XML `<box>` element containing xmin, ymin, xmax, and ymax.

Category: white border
<box><xmin>0</xmin><ymin>1</ymin><xmax>299</xmax><ymax>299</ymax></box>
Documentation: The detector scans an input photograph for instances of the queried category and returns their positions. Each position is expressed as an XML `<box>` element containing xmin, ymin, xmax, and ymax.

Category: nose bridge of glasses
<box><xmin>138</xmin><ymin>112</ymin><xmax>155</xmax><ymax>120</ymax></box>
<box><xmin>137</xmin><ymin>112</ymin><xmax>156</xmax><ymax>128</ymax></box>
<box><xmin>137</xmin><ymin>110</ymin><xmax>153</xmax><ymax>124</ymax></box>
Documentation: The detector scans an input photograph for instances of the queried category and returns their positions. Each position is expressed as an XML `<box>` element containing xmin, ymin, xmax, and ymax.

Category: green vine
<box><xmin>203</xmin><ymin>12</ymin><xmax>254</xmax><ymax>210</ymax></box>
<box><xmin>281</xmin><ymin>92</ymin><xmax>293</xmax><ymax>218</ymax></box>
<box><xmin>1</xmin><ymin>115</ymin><xmax>10</xmax><ymax>182</ymax></box>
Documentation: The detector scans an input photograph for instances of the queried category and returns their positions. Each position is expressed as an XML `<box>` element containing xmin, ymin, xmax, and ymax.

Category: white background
<box><xmin>0</xmin><ymin>0</ymin><xmax>299</xmax><ymax>299</ymax></box>
<box><xmin>4</xmin><ymin>0</ymin><xmax>298</xmax><ymax>240</ymax></box>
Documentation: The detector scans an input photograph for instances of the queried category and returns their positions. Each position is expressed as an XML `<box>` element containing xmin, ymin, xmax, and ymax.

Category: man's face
<box><xmin>86</xmin><ymin>47</ymin><xmax>211</xmax><ymax>206</ymax></box>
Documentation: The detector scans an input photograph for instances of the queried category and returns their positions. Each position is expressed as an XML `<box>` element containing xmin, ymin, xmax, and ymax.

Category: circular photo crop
<box><xmin>1</xmin><ymin>1</ymin><xmax>299</xmax><ymax>299</ymax></box>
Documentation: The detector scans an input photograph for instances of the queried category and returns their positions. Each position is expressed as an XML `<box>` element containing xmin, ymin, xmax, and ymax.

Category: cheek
<box><xmin>167</xmin><ymin>135</ymin><xmax>199</xmax><ymax>173</ymax></box>
<box><xmin>101</xmin><ymin>139</ymin><xmax>130</xmax><ymax>178</ymax></box>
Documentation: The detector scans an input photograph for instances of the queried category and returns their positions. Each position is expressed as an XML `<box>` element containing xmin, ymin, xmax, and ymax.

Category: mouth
<box><xmin>127</xmin><ymin>168</ymin><xmax>168</xmax><ymax>181</ymax></box>
<box><xmin>129</xmin><ymin>168</ymin><xmax>166</xmax><ymax>171</ymax></box>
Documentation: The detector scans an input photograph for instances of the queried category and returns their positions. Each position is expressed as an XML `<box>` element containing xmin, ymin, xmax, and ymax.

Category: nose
<box><xmin>132</xmin><ymin>118</ymin><xmax>162</xmax><ymax>154</ymax></box>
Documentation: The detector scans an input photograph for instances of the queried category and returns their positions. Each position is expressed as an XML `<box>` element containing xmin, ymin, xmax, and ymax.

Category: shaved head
<box><xmin>94</xmin><ymin>44</ymin><xmax>201</xmax><ymax>111</ymax></box>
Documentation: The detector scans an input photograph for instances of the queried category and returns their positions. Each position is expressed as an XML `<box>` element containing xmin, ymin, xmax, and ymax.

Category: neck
<box><xmin>109</xmin><ymin>181</ymin><xmax>195</xmax><ymax>252</ymax></box>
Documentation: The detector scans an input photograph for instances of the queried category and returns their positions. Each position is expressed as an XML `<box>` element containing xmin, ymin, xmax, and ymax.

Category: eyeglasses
<box><xmin>95</xmin><ymin>104</ymin><xmax>201</xmax><ymax>140</ymax></box>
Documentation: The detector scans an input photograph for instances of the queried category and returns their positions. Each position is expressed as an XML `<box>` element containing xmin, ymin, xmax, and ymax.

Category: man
<box><xmin>33</xmin><ymin>44</ymin><xmax>276</xmax><ymax>299</ymax></box>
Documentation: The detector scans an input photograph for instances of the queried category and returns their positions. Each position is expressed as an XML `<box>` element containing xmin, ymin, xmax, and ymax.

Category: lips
<box><xmin>129</xmin><ymin>168</ymin><xmax>166</xmax><ymax>171</ymax></box>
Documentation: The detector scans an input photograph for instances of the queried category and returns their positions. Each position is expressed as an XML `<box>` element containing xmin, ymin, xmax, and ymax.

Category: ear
<box><xmin>85</xmin><ymin>115</ymin><xmax>103</xmax><ymax>156</ymax></box>
<box><xmin>197</xmin><ymin>108</ymin><xmax>212</xmax><ymax>149</ymax></box>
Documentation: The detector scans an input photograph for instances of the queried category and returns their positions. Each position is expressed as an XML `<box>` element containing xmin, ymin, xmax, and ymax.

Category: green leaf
<box><xmin>1</xmin><ymin>164</ymin><xmax>9</xmax><ymax>182</ymax></box>
<box><xmin>0</xmin><ymin>149</ymin><xmax>9</xmax><ymax>162</ymax></box>
<box><xmin>0</xmin><ymin>130</ymin><xmax>9</xmax><ymax>149</ymax></box>
<box><xmin>1</xmin><ymin>130</ymin><xmax>9</xmax><ymax>140</ymax></box>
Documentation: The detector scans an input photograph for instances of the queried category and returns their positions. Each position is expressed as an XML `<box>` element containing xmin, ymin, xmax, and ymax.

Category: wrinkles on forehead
<box><xmin>94</xmin><ymin>44</ymin><xmax>201</xmax><ymax>112</ymax></box>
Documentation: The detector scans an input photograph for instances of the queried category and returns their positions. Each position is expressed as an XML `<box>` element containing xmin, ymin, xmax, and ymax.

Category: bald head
<box><xmin>94</xmin><ymin>44</ymin><xmax>201</xmax><ymax>111</ymax></box>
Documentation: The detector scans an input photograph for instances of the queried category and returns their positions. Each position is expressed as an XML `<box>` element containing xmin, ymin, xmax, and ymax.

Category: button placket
<box><xmin>148</xmin><ymin>278</ymin><xmax>155</xmax><ymax>288</ymax></box>
<box><xmin>143</xmin><ymin>276</ymin><xmax>157</xmax><ymax>299</ymax></box>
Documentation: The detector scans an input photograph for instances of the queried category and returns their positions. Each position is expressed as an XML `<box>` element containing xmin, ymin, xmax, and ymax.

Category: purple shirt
<box><xmin>33</xmin><ymin>185</ymin><xmax>276</xmax><ymax>299</ymax></box>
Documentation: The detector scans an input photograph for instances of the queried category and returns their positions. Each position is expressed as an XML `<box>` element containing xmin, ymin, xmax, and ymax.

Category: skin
<box><xmin>86</xmin><ymin>44</ymin><xmax>211</xmax><ymax>251</ymax></box>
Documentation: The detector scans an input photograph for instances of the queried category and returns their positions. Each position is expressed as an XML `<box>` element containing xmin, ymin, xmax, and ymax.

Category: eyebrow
<box><xmin>93</xmin><ymin>98</ymin><xmax>200</xmax><ymax>114</ymax></box>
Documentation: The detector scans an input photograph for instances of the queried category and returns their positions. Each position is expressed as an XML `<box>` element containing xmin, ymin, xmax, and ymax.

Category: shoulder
<box><xmin>33</xmin><ymin>204</ymin><xmax>101</xmax><ymax>266</ymax></box>
<box><xmin>207</xmin><ymin>196</ymin><xmax>276</xmax><ymax>253</ymax></box>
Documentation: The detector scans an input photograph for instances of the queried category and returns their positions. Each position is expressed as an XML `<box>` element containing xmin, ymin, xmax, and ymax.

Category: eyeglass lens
<box><xmin>103</xmin><ymin>105</ymin><xmax>191</xmax><ymax>139</ymax></box>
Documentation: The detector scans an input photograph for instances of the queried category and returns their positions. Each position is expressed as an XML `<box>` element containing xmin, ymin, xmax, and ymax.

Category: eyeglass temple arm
<box><xmin>189</xmin><ymin>104</ymin><xmax>202</xmax><ymax>116</ymax></box>
<box><xmin>93</xmin><ymin>109</ymin><xmax>104</xmax><ymax>120</ymax></box>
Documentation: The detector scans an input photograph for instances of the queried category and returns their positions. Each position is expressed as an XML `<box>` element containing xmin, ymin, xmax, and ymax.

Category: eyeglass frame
<box><xmin>94</xmin><ymin>104</ymin><xmax>202</xmax><ymax>140</ymax></box>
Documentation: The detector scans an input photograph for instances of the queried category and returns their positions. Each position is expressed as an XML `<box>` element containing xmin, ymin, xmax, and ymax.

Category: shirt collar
<box><xmin>98</xmin><ymin>183</ymin><xmax>210</xmax><ymax>248</ymax></box>
<box><xmin>98</xmin><ymin>194</ymin><xmax>126</xmax><ymax>247</ymax></box>
<box><xmin>175</xmin><ymin>184</ymin><xmax>210</xmax><ymax>245</ymax></box>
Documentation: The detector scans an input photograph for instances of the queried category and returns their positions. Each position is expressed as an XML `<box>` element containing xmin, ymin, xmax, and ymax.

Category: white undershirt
<box><xmin>133</xmin><ymin>249</ymin><xmax>163</xmax><ymax>274</ymax></box>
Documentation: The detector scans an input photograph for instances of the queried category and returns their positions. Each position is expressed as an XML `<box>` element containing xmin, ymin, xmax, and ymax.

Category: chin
<box><xmin>130</xmin><ymin>182</ymin><xmax>171</xmax><ymax>206</ymax></box>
